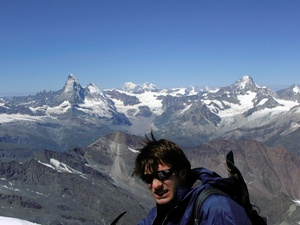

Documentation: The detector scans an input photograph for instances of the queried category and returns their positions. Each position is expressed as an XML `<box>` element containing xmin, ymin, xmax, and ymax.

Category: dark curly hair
<box><xmin>132</xmin><ymin>132</ymin><xmax>194</xmax><ymax>186</ymax></box>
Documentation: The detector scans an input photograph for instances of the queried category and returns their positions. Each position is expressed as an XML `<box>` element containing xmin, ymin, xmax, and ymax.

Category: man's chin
<box><xmin>155</xmin><ymin>198</ymin><xmax>172</xmax><ymax>205</ymax></box>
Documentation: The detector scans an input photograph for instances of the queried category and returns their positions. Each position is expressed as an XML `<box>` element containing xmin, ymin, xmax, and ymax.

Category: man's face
<box><xmin>144</xmin><ymin>163</ymin><xmax>182</xmax><ymax>205</ymax></box>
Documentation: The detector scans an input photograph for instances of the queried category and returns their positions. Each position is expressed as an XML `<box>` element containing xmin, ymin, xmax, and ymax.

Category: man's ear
<box><xmin>177</xmin><ymin>169</ymin><xmax>189</xmax><ymax>186</ymax></box>
<box><xmin>178</xmin><ymin>169</ymin><xmax>187</xmax><ymax>180</ymax></box>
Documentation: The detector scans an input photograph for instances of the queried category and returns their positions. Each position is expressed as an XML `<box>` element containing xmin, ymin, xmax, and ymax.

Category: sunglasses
<box><xmin>142</xmin><ymin>169</ymin><xmax>175</xmax><ymax>184</ymax></box>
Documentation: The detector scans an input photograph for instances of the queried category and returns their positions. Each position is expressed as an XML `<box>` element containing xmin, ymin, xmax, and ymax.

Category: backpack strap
<box><xmin>193</xmin><ymin>188</ymin><xmax>228</xmax><ymax>225</ymax></box>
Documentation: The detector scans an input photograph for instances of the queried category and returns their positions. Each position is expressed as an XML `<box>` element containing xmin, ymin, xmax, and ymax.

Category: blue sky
<box><xmin>0</xmin><ymin>0</ymin><xmax>299</xmax><ymax>96</ymax></box>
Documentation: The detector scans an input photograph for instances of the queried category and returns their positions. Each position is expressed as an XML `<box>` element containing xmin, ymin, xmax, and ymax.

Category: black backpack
<box><xmin>193</xmin><ymin>151</ymin><xmax>267</xmax><ymax>225</ymax></box>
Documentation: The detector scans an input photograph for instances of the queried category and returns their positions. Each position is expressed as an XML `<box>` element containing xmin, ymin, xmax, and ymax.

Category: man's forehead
<box><xmin>144</xmin><ymin>162</ymin><xmax>171</xmax><ymax>173</ymax></box>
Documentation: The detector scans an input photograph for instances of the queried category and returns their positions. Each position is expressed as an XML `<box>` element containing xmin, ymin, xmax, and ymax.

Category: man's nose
<box><xmin>151</xmin><ymin>178</ymin><xmax>163</xmax><ymax>188</ymax></box>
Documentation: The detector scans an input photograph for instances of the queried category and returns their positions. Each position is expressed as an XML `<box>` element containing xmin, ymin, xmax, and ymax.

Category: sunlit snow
<box><xmin>38</xmin><ymin>159</ymin><xmax>86</xmax><ymax>179</ymax></box>
<box><xmin>0</xmin><ymin>216</ymin><xmax>40</xmax><ymax>225</ymax></box>
<box><xmin>128</xmin><ymin>147</ymin><xmax>139</xmax><ymax>153</ymax></box>
<box><xmin>29</xmin><ymin>101</ymin><xmax>72</xmax><ymax>116</ymax></box>
<box><xmin>122</xmin><ymin>82</ymin><xmax>137</xmax><ymax>92</ymax></box>
<box><xmin>45</xmin><ymin>101</ymin><xmax>71</xmax><ymax>115</ymax></box>
<box><xmin>293</xmin><ymin>199</ymin><xmax>300</xmax><ymax>206</ymax></box>
<box><xmin>204</xmin><ymin>91</ymin><xmax>257</xmax><ymax>118</ymax></box>
<box><xmin>293</xmin><ymin>85</ymin><xmax>300</xmax><ymax>94</ymax></box>
<box><xmin>85</xmin><ymin>83</ymin><xmax>102</xmax><ymax>94</ymax></box>
<box><xmin>0</xmin><ymin>114</ymin><xmax>43</xmax><ymax>123</ymax></box>
<box><xmin>111</xmin><ymin>90</ymin><xmax>166</xmax><ymax>117</ymax></box>
<box><xmin>180</xmin><ymin>104</ymin><xmax>192</xmax><ymax>115</ymax></box>
<box><xmin>257</xmin><ymin>98</ymin><xmax>268</xmax><ymax>106</ymax></box>
<box><xmin>78</xmin><ymin>98</ymin><xmax>112</xmax><ymax>117</ymax></box>
<box><xmin>205</xmin><ymin>89</ymin><xmax>299</xmax><ymax>120</ymax></box>
<box><xmin>1</xmin><ymin>184</ymin><xmax>20</xmax><ymax>192</ymax></box>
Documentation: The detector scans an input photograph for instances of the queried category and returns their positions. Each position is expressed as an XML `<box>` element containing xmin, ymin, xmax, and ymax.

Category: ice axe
<box><xmin>110</xmin><ymin>211</ymin><xmax>126</xmax><ymax>225</ymax></box>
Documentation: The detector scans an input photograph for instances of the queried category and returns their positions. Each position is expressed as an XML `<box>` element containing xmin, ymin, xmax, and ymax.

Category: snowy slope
<box><xmin>0</xmin><ymin>217</ymin><xmax>40</xmax><ymax>225</ymax></box>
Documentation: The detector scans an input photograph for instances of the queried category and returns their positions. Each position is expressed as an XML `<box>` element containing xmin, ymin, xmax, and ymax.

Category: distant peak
<box><xmin>234</xmin><ymin>75</ymin><xmax>257</xmax><ymax>89</ymax></box>
<box><xmin>240</xmin><ymin>75</ymin><xmax>254</xmax><ymax>84</ymax></box>
<box><xmin>292</xmin><ymin>84</ymin><xmax>300</xmax><ymax>94</ymax></box>
<box><xmin>87</xmin><ymin>82</ymin><xmax>96</xmax><ymax>87</ymax></box>
<box><xmin>65</xmin><ymin>74</ymin><xmax>80</xmax><ymax>88</ymax></box>
<box><xmin>142</xmin><ymin>82</ymin><xmax>158</xmax><ymax>91</ymax></box>
<box><xmin>86</xmin><ymin>82</ymin><xmax>103</xmax><ymax>94</ymax></box>
<box><xmin>122</xmin><ymin>82</ymin><xmax>158</xmax><ymax>93</ymax></box>
<box><xmin>62</xmin><ymin>74</ymin><xmax>82</xmax><ymax>95</ymax></box>
<box><xmin>67</xmin><ymin>74</ymin><xmax>79</xmax><ymax>83</ymax></box>
<box><xmin>122</xmin><ymin>82</ymin><xmax>137</xmax><ymax>92</ymax></box>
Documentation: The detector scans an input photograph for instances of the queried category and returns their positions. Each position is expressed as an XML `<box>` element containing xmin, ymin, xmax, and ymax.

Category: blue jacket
<box><xmin>137</xmin><ymin>167</ymin><xmax>251</xmax><ymax>225</ymax></box>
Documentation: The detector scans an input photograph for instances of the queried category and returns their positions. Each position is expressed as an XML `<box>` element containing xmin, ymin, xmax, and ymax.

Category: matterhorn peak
<box><xmin>231</xmin><ymin>75</ymin><xmax>258</xmax><ymax>91</ymax></box>
<box><xmin>61</xmin><ymin>74</ymin><xmax>85</xmax><ymax>103</ymax></box>
<box><xmin>68</xmin><ymin>74</ymin><xmax>78</xmax><ymax>81</ymax></box>
<box><xmin>63</xmin><ymin>74</ymin><xmax>81</xmax><ymax>91</ymax></box>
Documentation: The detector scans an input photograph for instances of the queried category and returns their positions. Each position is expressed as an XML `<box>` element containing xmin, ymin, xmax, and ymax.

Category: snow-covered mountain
<box><xmin>2</xmin><ymin>74</ymin><xmax>129</xmax><ymax>124</ymax></box>
<box><xmin>1</xmin><ymin>74</ymin><xmax>300</xmax><ymax>154</ymax></box>
<box><xmin>105</xmin><ymin>75</ymin><xmax>300</xmax><ymax>151</ymax></box>
<box><xmin>276</xmin><ymin>84</ymin><xmax>300</xmax><ymax>101</ymax></box>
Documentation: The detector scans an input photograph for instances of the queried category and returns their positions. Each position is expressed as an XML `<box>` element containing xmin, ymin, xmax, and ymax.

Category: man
<box><xmin>132</xmin><ymin>133</ymin><xmax>251</xmax><ymax>225</ymax></box>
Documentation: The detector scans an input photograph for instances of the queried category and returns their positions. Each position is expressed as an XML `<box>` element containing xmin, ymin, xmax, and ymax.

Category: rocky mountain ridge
<box><xmin>0</xmin><ymin>133</ymin><xmax>152</xmax><ymax>224</ymax></box>
<box><xmin>1</xmin><ymin>74</ymin><xmax>300</xmax><ymax>154</ymax></box>
<box><xmin>0</xmin><ymin>131</ymin><xmax>299</xmax><ymax>224</ymax></box>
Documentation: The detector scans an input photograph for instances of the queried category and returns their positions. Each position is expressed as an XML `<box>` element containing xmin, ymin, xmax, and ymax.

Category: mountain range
<box><xmin>0</xmin><ymin>74</ymin><xmax>300</xmax><ymax>224</ymax></box>
<box><xmin>1</xmin><ymin>74</ymin><xmax>300</xmax><ymax>154</ymax></box>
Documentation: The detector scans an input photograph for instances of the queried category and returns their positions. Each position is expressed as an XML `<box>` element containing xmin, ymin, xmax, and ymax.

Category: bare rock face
<box><xmin>83</xmin><ymin>131</ymin><xmax>152</xmax><ymax>203</ymax></box>
<box><xmin>0</xmin><ymin>145</ymin><xmax>151</xmax><ymax>225</ymax></box>
<box><xmin>0</xmin><ymin>131</ymin><xmax>299</xmax><ymax>224</ymax></box>
<box><xmin>185</xmin><ymin>139</ymin><xmax>300</xmax><ymax>224</ymax></box>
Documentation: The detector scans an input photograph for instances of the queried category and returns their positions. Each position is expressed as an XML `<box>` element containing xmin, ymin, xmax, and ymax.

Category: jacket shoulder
<box><xmin>199</xmin><ymin>194</ymin><xmax>251</xmax><ymax>225</ymax></box>
<box><xmin>137</xmin><ymin>207</ymin><xmax>156</xmax><ymax>225</ymax></box>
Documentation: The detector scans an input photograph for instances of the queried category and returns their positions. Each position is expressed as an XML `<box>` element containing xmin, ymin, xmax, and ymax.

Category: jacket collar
<box><xmin>155</xmin><ymin>167</ymin><xmax>234</xmax><ymax>209</ymax></box>
<box><xmin>175</xmin><ymin>167</ymin><xmax>235</xmax><ymax>203</ymax></box>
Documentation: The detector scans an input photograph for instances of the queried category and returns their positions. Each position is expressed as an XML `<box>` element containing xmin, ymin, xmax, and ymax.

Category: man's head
<box><xmin>133</xmin><ymin>133</ymin><xmax>192</xmax><ymax>205</ymax></box>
